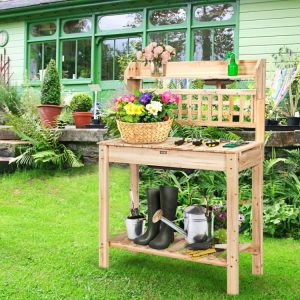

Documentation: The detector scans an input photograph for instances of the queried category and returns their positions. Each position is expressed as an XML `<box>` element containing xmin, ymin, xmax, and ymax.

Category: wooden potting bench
<box><xmin>98</xmin><ymin>60</ymin><xmax>266</xmax><ymax>295</ymax></box>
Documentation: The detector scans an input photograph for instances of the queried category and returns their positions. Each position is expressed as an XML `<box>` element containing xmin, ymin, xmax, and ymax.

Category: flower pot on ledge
<box><xmin>38</xmin><ymin>104</ymin><xmax>63</xmax><ymax>128</ymax></box>
<box><xmin>73</xmin><ymin>112</ymin><xmax>93</xmax><ymax>128</ymax></box>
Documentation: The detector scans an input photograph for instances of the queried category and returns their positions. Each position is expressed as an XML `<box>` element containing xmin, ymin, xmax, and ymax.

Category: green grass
<box><xmin>0</xmin><ymin>166</ymin><xmax>299</xmax><ymax>300</ymax></box>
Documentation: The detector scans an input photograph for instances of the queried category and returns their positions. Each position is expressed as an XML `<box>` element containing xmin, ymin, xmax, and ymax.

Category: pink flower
<box><xmin>153</xmin><ymin>46</ymin><xmax>164</xmax><ymax>55</ymax></box>
<box><xmin>113</xmin><ymin>99</ymin><xmax>120</xmax><ymax>111</ymax></box>
<box><xmin>121</xmin><ymin>95</ymin><xmax>131</xmax><ymax>102</ymax></box>
<box><xmin>128</xmin><ymin>94</ymin><xmax>136</xmax><ymax>102</ymax></box>
<box><xmin>161</xmin><ymin>91</ymin><xmax>172</xmax><ymax>103</ymax></box>
<box><xmin>144</xmin><ymin>46</ymin><xmax>153</xmax><ymax>53</ymax></box>
<box><xmin>150</xmin><ymin>42</ymin><xmax>157</xmax><ymax>48</ymax></box>
<box><xmin>165</xmin><ymin>45</ymin><xmax>175</xmax><ymax>54</ymax></box>
<box><xmin>161</xmin><ymin>51</ymin><xmax>171</xmax><ymax>64</ymax></box>
<box><xmin>143</xmin><ymin>51</ymin><xmax>154</xmax><ymax>61</ymax></box>
<box><xmin>170</xmin><ymin>94</ymin><xmax>180</xmax><ymax>104</ymax></box>
<box><xmin>136</xmin><ymin>51</ymin><xmax>143</xmax><ymax>60</ymax></box>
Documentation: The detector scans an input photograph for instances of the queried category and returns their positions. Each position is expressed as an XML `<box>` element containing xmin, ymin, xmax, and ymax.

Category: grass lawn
<box><xmin>0</xmin><ymin>165</ymin><xmax>299</xmax><ymax>300</ymax></box>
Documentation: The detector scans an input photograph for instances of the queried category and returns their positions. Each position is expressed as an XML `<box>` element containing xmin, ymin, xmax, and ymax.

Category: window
<box><xmin>62</xmin><ymin>39</ymin><xmax>91</xmax><ymax>79</ymax></box>
<box><xmin>149</xmin><ymin>31</ymin><xmax>186</xmax><ymax>61</ymax></box>
<box><xmin>99</xmin><ymin>13</ymin><xmax>143</xmax><ymax>31</ymax></box>
<box><xmin>194</xmin><ymin>4</ymin><xmax>234</xmax><ymax>22</ymax></box>
<box><xmin>193</xmin><ymin>27</ymin><xmax>234</xmax><ymax>60</ymax></box>
<box><xmin>150</xmin><ymin>8</ymin><xmax>187</xmax><ymax>26</ymax></box>
<box><xmin>102</xmin><ymin>36</ymin><xmax>142</xmax><ymax>80</ymax></box>
<box><xmin>63</xmin><ymin>18</ymin><xmax>92</xmax><ymax>34</ymax></box>
<box><xmin>31</xmin><ymin>23</ymin><xmax>56</xmax><ymax>37</ymax></box>
<box><xmin>29</xmin><ymin>42</ymin><xmax>56</xmax><ymax>80</ymax></box>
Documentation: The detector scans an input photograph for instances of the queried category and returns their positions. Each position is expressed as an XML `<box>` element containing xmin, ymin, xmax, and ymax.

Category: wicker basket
<box><xmin>117</xmin><ymin>119</ymin><xmax>173</xmax><ymax>144</ymax></box>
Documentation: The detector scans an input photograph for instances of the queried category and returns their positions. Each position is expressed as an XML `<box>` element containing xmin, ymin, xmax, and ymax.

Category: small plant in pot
<box><xmin>70</xmin><ymin>93</ymin><xmax>93</xmax><ymax>128</ymax></box>
<box><xmin>38</xmin><ymin>59</ymin><xmax>62</xmax><ymax>127</ymax></box>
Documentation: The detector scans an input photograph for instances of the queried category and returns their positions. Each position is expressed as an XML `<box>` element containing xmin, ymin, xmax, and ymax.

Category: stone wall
<box><xmin>1</xmin><ymin>125</ymin><xmax>300</xmax><ymax>164</ymax></box>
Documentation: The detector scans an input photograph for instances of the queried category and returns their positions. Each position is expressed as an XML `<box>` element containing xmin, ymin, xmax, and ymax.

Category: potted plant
<box><xmin>110</xmin><ymin>90</ymin><xmax>179</xmax><ymax>144</ymax></box>
<box><xmin>70</xmin><ymin>93</ymin><xmax>93</xmax><ymax>128</ymax></box>
<box><xmin>38</xmin><ymin>59</ymin><xmax>62</xmax><ymax>127</ymax></box>
<box><xmin>137</xmin><ymin>42</ymin><xmax>176</xmax><ymax>76</ymax></box>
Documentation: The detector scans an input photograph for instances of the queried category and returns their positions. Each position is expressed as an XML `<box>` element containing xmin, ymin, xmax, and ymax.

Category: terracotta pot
<box><xmin>38</xmin><ymin>104</ymin><xmax>63</xmax><ymax>128</ymax></box>
<box><xmin>73</xmin><ymin>112</ymin><xmax>93</xmax><ymax>128</ymax></box>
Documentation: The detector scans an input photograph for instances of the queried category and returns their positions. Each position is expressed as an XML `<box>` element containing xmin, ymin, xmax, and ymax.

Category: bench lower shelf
<box><xmin>109</xmin><ymin>233</ymin><xmax>255</xmax><ymax>268</ymax></box>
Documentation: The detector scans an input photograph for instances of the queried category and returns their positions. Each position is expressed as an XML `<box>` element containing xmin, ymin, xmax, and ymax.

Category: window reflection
<box><xmin>31</xmin><ymin>23</ymin><xmax>56</xmax><ymax>37</ymax></box>
<box><xmin>63</xmin><ymin>19</ymin><xmax>92</xmax><ymax>34</ymax></box>
<box><xmin>149</xmin><ymin>31</ymin><xmax>186</xmax><ymax>61</ymax></box>
<box><xmin>101</xmin><ymin>36</ymin><xmax>142</xmax><ymax>80</ymax></box>
<box><xmin>99</xmin><ymin>13</ymin><xmax>143</xmax><ymax>30</ymax></box>
<box><xmin>29</xmin><ymin>42</ymin><xmax>56</xmax><ymax>80</ymax></box>
<box><xmin>62</xmin><ymin>38</ymin><xmax>91</xmax><ymax>79</ymax></box>
<box><xmin>193</xmin><ymin>27</ymin><xmax>234</xmax><ymax>60</ymax></box>
<box><xmin>194</xmin><ymin>4</ymin><xmax>234</xmax><ymax>22</ymax></box>
<box><xmin>150</xmin><ymin>8</ymin><xmax>186</xmax><ymax>26</ymax></box>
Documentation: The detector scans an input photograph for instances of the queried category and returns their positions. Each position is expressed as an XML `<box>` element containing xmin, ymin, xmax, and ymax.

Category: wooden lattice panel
<box><xmin>143</xmin><ymin>88</ymin><xmax>257</xmax><ymax>128</ymax></box>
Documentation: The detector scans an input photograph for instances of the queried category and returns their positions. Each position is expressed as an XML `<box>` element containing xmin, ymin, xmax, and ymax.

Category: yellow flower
<box><xmin>124</xmin><ymin>103</ymin><xmax>144</xmax><ymax>115</ymax></box>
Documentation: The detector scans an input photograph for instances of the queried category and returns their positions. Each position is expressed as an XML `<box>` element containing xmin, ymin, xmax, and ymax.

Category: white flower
<box><xmin>146</xmin><ymin>101</ymin><xmax>162</xmax><ymax>116</ymax></box>
<box><xmin>63</xmin><ymin>93</ymin><xmax>74</xmax><ymax>106</ymax></box>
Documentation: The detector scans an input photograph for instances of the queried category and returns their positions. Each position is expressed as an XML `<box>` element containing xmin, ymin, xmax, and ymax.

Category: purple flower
<box><xmin>139</xmin><ymin>93</ymin><xmax>153</xmax><ymax>105</ymax></box>
<box><xmin>218</xmin><ymin>212</ymin><xmax>226</xmax><ymax>220</ymax></box>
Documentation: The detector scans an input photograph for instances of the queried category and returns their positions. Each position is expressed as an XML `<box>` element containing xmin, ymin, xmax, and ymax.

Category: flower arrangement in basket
<box><xmin>113</xmin><ymin>90</ymin><xmax>179</xmax><ymax>144</ymax></box>
<box><xmin>136</xmin><ymin>42</ymin><xmax>176</xmax><ymax>76</ymax></box>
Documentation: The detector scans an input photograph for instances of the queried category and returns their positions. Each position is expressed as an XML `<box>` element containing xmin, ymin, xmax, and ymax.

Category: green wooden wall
<box><xmin>0</xmin><ymin>21</ymin><xmax>25</xmax><ymax>86</ymax></box>
<box><xmin>239</xmin><ymin>0</ymin><xmax>300</xmax><ymax>72</ymax></box>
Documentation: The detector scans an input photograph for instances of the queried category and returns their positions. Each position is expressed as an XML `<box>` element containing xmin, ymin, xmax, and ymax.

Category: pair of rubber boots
<box><xmin>134</xmin><ymin>186</ymin><xmax>178</xmax><ymax>250</ymax></box>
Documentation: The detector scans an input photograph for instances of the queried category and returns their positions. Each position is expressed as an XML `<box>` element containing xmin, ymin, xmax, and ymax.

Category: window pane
<box><xmin>44</xmin><ymin>42</ymin><xmax>56</xmax><ymax>67</ymax></box>
<box><xmin>99</xmin><ymin>13</ymin><xmax>143</xmax><ymax>30</ymax></box>
<box><xmin>63</xmin><ymin>18</ymin><xmax>92</xmax><ymax>34</ymax></box>
<box><xmin>31</xmin><ymin>23</ymin><xmax>56</xmax><ymax>37</ymax></box>
<box><xmin>193</xmin><ymin>27</ymin><xmax>234</xmax><ymax>61</ymax></box>
<box><xmin>214</xmin><ymin>28</ymin><xmax>234</xmax><ymax>60</ymax></box>
<box><xmin>194</xmin><ymin>4</ymin><xmax>234</xmax><ymax>22</ymax></box>
<box><xmin>77</xmin><ymin>39</ymin><xmax>91</xmax><ymax>78</ymax></box>
<box><xmin>149</xmin><ymin>31</ymin><xmax>186</xmax><ymax>61</ymax></box>
<box><xmin>101</xmin><ymin>36</ymin><xmax>142</xmax><ymax>80</ymax></box>
<box><xmin>62</xmin><ymin>40</ymin><xmax>76</xmax><ymax>79</ymax></box>
<box><xmin>29</xmin><ymin>41</ymin><xmax>56</xmax><ymax>80</ymax></box>
<box><xmin>102</xmin><ymin>40</ymin><xmax>114</xmax><ymax>80</ymax></box>
<box><xmin>29</xmin><ymin>43</ymin><xmax>43</xmax><ymax>80</ymax></box>
<box><xmin>193</xmin><ymin>29</ymin><xmax>212</xmax><ymax>60</ymax></box>
<box><xmin>150</xmin><ymin>8</ymin><xmax>186</xmax><ymax>26</ymax></box>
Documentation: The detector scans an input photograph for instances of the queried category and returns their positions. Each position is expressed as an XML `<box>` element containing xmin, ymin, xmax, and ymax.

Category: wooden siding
<box><xmin>239</xmin><ymin>0</ymin><xmax>300</xmax><ymax>71</ymax></box>
<box><xmin>0</xmin><ymin>21</ymin><xmax>25</xmax><ymax>85</ymax></box>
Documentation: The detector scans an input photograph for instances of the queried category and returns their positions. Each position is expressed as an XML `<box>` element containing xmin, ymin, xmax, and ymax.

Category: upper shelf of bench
<box><xmin>125</xmin><ymin>60</ymin><xmax>260</xmax><ymax>82</ymax></box>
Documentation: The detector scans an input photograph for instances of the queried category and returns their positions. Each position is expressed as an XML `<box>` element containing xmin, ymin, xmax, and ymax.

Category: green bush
<box><xmin>70</xmin><ymin>93</ymin><xmax>93</xmax><ymax>112</ymax></box>
<box><xmin>41</xmin><ymin>59</ymin><xmax>61</xmax><ymax>105</ymax></box>
<box><xmin>138</xmin><ymin>126</ymin><xmax>300</xmax><ymax>240</ymax></box>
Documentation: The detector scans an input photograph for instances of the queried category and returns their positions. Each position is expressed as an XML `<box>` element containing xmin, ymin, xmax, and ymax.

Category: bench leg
<box><xmin>252</xmin><ymin>163</ymin><xmax>263</xmax><ymax>275</ymax></box>
<box><xmin>99</xmin><ymin>145</ymin><xmax>109</xmax><ymax>268</ymax></box>
<box><xmin>130</xmin><ymin>164</ymin><xmax>139</xmax><ymax>209</ymax></box>
<box><xmin>226</xmin><ymin>154</ymin><xmax>239</xmax><ymax>295</ymax></box>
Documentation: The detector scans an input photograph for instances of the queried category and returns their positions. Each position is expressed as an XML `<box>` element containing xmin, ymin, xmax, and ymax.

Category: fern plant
<box><xmin>6</xmin><ymin>109</ymin><xmax>83</xmax><ymax>169</ymax></box>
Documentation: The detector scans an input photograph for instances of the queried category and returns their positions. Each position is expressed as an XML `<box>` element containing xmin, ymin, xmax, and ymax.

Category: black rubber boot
<box><xmin>134</xmin><ymin>188</ymin><xmax>160</xmax><ymax>245</ymax></box>
<box><xmin>149</xmin><ymin>186</ymin><xmax>178</xmax><ymax>250</ymax></box>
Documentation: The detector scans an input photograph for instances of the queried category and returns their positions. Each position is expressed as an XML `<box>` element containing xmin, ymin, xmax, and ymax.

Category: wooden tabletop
<box><xmin>99</xmin><ymin>138</ymin><xmax>263</xmax><ymax>154</ymax></box>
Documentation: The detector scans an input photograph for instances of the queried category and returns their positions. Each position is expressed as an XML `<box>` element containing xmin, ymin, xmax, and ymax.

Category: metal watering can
<box><xmin>153</xmin><ymin>205</ymin><xmax>214</xmax><ymax>244</ymax></box>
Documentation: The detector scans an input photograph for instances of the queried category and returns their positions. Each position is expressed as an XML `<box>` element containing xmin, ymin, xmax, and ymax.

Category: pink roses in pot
<box><xmin>136</xmin><ymin>42</ymin><xmax>176</xmax><ymax>76</ymax></box>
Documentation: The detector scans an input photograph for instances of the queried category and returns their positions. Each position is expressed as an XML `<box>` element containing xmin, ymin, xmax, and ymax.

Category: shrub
<box><xmin>41</xmin><ymin>59</ymin><xmax>61</xmax><ymax>105</ymax></box>
<box><xmin>70</xmin><ymin>93</ymin><xmax>93</xmax><ymax>112</ymax></box>
<box><xmin>0</xmin><ymin>83</ymin><xmax>21</xmax><ymax>115</ymax></box>
<box><xmin>6</xmin><ymin>105</ymin><xmax>83</xmax><ymax>169</ymax></box>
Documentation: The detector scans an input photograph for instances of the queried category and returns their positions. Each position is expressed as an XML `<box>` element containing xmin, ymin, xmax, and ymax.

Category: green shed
<box><xmin>0</xmin><ymin>0</ymin><xmax>299</xmax><ymax>96</ymax></box>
